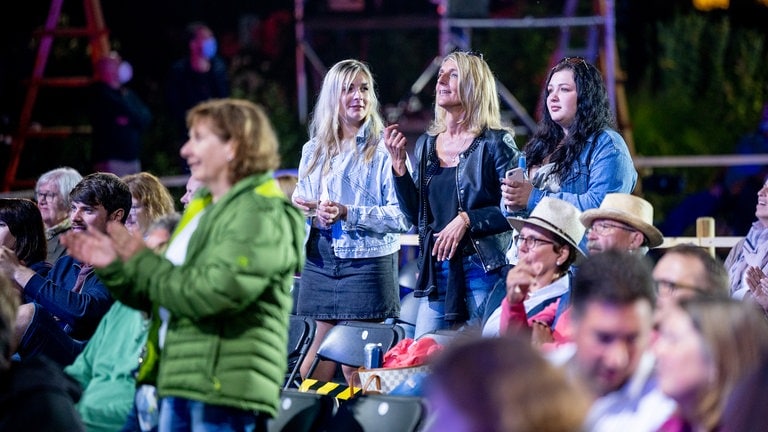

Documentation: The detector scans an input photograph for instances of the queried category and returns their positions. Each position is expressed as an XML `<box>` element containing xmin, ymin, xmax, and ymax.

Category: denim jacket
<box><xmin>294</xmin><ymin>127</ymin><xmax>411</xmax><ymax>259</ymax></box>
<box><xmin>527</xmin><ymin>128</ymin><xmax>637</xmax><ymax>212</ymax></box>
<box><xmin>393</xmin><ymin>128</ymin><xmax>520</xmax><ymax>278</ymax></box>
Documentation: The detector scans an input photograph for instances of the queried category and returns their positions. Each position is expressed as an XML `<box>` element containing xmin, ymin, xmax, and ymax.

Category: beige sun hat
<box><xmin>506</xmin><ymin>197</ymin><xmax>587</xmax><ymax>259</ymax></box>
<box><xmin>580</xmin><ymin>193</ymin><xmax>664</xmax><ymax>248</ymax></box>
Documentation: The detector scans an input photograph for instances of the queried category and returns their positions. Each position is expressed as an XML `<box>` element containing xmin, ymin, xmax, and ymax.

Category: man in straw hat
<box><xmin>580</xmin><ymin>193</ymin><xmax>664</xmax><ymax>256</ymax></box>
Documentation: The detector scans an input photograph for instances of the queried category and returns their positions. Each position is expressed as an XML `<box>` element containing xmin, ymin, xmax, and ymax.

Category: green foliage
<box><xmin>631</xmin><ymin>11</ymin><xmax>768</xmax><ymax>229</ymax></box>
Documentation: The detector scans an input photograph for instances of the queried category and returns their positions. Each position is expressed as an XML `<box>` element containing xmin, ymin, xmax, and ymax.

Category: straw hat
<box><xmin>580</xmin><ymin>193</ymin><xmax>664</xmax><ymax>248</ymax></box>
<box><xmin>507</xmin><ymin>197</ymin><xmax>586</xmax><ymax>259</ymax></box>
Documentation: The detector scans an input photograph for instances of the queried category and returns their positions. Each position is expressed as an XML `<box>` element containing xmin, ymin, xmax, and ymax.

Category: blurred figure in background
<box><xmin>654</xmin><ymin>297</ymin><xmax>768</xmax><ymax>431</ymax></box>
<box><xmin>90</xmin><ymin>52</ymin><xmax>152</xmax><ymax>177</ymax></box>
<box><xmin>0</xmin><ymin>272</ymin><xmax>85</xmax><ymax>431</ymax></box>
<box><xmin>424</xmin><ymin>335</ymin><xmax>589</xmax><ymax>432</ymax></box>
<box><xmin>35</xmin><ymin>167</ymin><xmax>83</xmax><ymax>263</ymax></box>
<box><xmin>121</xmin><ymin>172</ymin><xmax>176</xmax><ymax>237</ymax></box>
<box><xmin>166</xmin><ymin>22</ymin><xmax>230</xmax><ymax>169</ymax></box>
<box><xmin>554</xmin><ymin>250</ymin><xmax>675</xmax><ymax>431</ymax></box>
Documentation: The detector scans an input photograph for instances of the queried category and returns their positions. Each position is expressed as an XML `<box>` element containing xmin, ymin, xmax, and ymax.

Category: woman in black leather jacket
<box><xmin>385</xmin><ymin>51</ymin><xmax>521</xmax><ymax>338</ymax></box>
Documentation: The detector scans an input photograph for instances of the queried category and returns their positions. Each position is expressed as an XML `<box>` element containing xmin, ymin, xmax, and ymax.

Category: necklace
<box><xmin>439</xmin><ymin>134</ymin><xmax>473</xmax><ymax>164</ymax></box>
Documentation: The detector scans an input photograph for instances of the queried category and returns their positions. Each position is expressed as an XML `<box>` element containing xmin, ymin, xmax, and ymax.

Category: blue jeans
<box><xmin>158</xmin><ymin>397</ymin><xmax>267</xmax><ymax>432</ymax></box>
<box><xmin>413</xmin><ymin>254</ymin><xmax>502</xmax><ymax>338</ymax></box>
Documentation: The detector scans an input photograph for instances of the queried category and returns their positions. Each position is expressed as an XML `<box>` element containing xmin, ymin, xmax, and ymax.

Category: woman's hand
<box><xmin>293</xmin><ymin>196</ymin><xmax>319</xmax><ymax>217</ymax></box>
<box><xmin>501</xmin><ymin>177</ymin><xmax>533</xmax><ymax>209</ymax></box>
<box><xmin>432</xmin><ymin>216</ymin><xmax>468</xmax><ymax>261</ymax></box>
<box><xmin>384</xmin><ymin>124</ymin><xmax>408</xmax><ymax>177</ymax></box>
<box><xmin>316</xmin><ymin>200</ymin><xmax>347</xmax><ymax>226</ymax></box>
<box><xmin>505</xmin><ymin>262</ymin><xmax>543</xmax><ymax>304</ymax></box>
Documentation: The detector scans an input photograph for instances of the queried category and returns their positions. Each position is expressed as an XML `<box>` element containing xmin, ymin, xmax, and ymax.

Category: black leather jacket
<box><xmin>393</xmin><ymin>128</ymin><xmax>521</xmax><ymax>292</ymax></box>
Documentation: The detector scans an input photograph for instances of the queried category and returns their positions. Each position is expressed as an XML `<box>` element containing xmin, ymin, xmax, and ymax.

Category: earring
<box><xmin>226</xmin><ymin>155</ymin><xmax>233</xmax><ymax>162</ymax></box>
<box><xmin>556</xmin><ymin>260</ymin><xmax>562</xmax><ymax>266</ymax></box>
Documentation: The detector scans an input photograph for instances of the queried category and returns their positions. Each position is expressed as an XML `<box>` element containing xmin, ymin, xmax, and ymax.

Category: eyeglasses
<box><xmin>586</xmin><ymin>221</ymin><xmax>637</xmax><ymax>236</ymax></box>
<box><xmin>514</xmin><ymin>234</ymin><xmax>556</xmax><ymax>249</ymax></box>
<box><xmin>654</xmin><ymin>279</ymin><xmax>708</xmax><ymax>296</ymax></box>
<box><xmin>35</xmin><ymin>192</ymin><xmax>58</xmax><ymax>202</ymax></box>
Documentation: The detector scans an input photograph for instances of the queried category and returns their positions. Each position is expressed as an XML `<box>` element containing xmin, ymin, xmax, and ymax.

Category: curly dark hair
<box><xmin>525</xmin><ymin>58</ymin><xmax>616</xmax><ymax>183</ymax></box>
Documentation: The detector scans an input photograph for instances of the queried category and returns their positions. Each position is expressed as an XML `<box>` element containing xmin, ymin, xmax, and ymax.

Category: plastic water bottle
<box><xmin>518</xmin><ymin>154</ymin><xmax>527</xmax><ymax>179</ymax></box>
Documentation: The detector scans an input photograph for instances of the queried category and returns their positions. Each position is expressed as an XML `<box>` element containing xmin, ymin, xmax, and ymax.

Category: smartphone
<box><xmin>505</xmin><ymin>168</ymin><xmax>525</xmax><ymax>182</ymax></box>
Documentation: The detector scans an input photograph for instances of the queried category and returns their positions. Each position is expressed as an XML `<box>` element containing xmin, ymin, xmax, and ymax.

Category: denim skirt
<box><xmin>296</xmin><ymin>228</ymin><xmax>400</xmax><ymax>320</ymax></box>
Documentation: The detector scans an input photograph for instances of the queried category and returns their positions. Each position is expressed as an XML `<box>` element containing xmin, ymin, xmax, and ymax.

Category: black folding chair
<box><xmin>305</xmin><ymin>320</ymin><xmax>405</xmax><ymax>378</ymax></box>
<box><xmin>284</xmin><ymin>315</ymin><xmax>317</xmax><ymax>389</ymax></box>
<box><xmin>267</xmin><ymin>389</ymin><xmax>336</xmax><ymax>432</ymax></box>
<box><xmin>325</xmin><ymin>394</ymin><xmax>426</xmax><ymax>432</ymax></box>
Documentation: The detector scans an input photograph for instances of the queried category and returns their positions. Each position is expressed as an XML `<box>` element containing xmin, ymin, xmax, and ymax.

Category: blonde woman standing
<box><xmin>385</xmin><ymin>51</ymin><xmax>521</xmax><ymax>338</ymax></box>
<box><xmin>293</xmin><ymin>59</ymin><xmax>410</xmax><ymax>381</ymax></box>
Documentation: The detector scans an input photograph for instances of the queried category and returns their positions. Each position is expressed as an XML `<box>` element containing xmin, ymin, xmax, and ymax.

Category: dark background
<box><xmin>0</xmin><ymin>0</ymin><xmax>766</xmax><ymax>183</ymax></box>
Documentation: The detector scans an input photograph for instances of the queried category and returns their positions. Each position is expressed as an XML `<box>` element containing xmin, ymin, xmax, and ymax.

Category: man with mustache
<box><xmin>0</xmin><ymin>172</ymin><xmax>131</xmax><ymax>366</ymax></box>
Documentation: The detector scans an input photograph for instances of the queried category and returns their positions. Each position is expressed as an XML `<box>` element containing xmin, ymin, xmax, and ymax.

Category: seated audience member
<box><xmin>552</xmin><ymin>250</ymin><xmax>676</xmax><ymax>432</ymax></box>
<box><xmin>121</xmin><ymin>172</ymin><xmax>176</xmax><ymax>236</ymax></box>
<box><xmin>0</xmin><ymin>272</ymin><xmax>86</xmax><ymax>431</ymax></box>
<box><xmin>35</xmin><ymin>167</ymin><xmax>83</xmax><ymax>263</ymax></box>
<box><xmin>654</xmin><ymin>297</ymin><xmax>768</xmax><ymax>431</ymax></box>
<box><xmin>121</xmin><ymin>212</ymin><xmax>182</xmax><ymax>432</ymax></box>
<box><xmin>652</xmin><ymin>244</ymin><xmax>730</xmax><ymax>323</ymax></box>
<box><xmin>65</xmin><ymin>213</ymin><xmax>181</xmax><ymax>432</ymax></box>
<box><xmin>500</xmin><ymin>193</ymin><xmax>666</xmax><ymax>346</ymax></box>
<box><xmin>0</xmin><ymin>198</ymin><xmax>51</xmax><ymax>278</ymax></box>
<box><xmin>423</xmin><ymin>335</ymin><xmax>589</xmax><ymax>432</ymax></box>
<box><xmin>483</xmin><ymin>197</ymin><xmax>585</xmax><ymax>338</ymax></box>
<box><xmin>724</xmin><ymin>176</ymin><xmax>768</xmax><ymax>300</ymax></box>
<box><xmin>0</xmin><ymin>172</ymin><xmax>131</xmax><ymax>366</ymax></box>
<box><xmin>581</xmin><ymin>193</ymin><xmax>663</xmax><ymax>256</ymax></box>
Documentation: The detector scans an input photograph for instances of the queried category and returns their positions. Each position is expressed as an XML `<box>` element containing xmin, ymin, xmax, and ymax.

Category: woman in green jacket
<box><xmin>63</xmin><ymin>98</ymin><xmax>304</xmax><ymax>431</ymax></box>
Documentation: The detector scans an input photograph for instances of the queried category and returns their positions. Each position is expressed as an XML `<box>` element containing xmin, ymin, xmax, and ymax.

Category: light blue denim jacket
<box><xmin>527</xmin><ymin>128</ymin><xmax>637</xmax><ymax>212</ymax></box>
<box><xmin>294</xmin><ymin>127</ymin><xmax>412</xmax><ymax>259</ymax></box>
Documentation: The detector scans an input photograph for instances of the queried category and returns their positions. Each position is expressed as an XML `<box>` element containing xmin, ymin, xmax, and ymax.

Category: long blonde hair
<box><xmin>428</xmin><ymin>51</ymin><xmax>513</xmax><ymax>137</ymax></box>
<box><xmin>304</xmin><ymin>59</ymin><xmax>384</xmax><ymax>176</ymax></box>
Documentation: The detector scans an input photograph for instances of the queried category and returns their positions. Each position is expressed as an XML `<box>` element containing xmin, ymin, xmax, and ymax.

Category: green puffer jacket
<box><xmin>96</xmin><ymin>173</ymin><xmax>304</xmax><ymax>417</ymax></box>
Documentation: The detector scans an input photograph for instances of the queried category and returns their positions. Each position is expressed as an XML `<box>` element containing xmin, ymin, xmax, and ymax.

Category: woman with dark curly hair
<box><xmin>501</xmin><ymin>57</ymin><xmax>636</xmax><ymax>229</ymax></box>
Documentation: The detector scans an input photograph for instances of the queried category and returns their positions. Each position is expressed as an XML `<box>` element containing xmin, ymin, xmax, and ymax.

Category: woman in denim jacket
<box><xmin>385</xmin><ymin>51</ymin><xmax>520</xmax><ymax>338</ymax></box>
<box><xmin>501</xmin><ymin>57</ymin><xmax>637</xmax><ymax>240</ymax></box>
<box><xmin>292</xmin><ymin>59</ymin><xmax>411</xmax><ymax>382</ymax></box>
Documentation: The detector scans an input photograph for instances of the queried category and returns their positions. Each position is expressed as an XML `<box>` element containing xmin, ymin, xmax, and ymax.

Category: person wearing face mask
<box><xmin>166</xmin><ymin>22</ymin><xmax>230</xmax><ymax>170</ymax></box>
<box><xmin>89</xmin><ymin>51</ymin><xmax>152</xmax><ymax>177</ymax></box>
